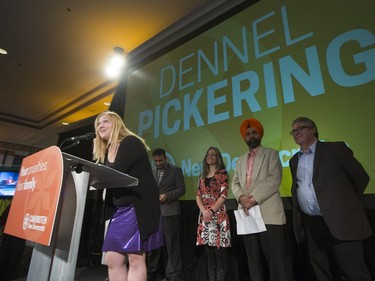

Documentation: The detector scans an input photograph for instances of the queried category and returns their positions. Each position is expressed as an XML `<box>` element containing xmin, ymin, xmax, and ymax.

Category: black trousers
<box><xmin>242</xmin><ymin>224</ymin><xmax>294</xmax><ymax>281</ymax></box>
<box><xmin>147</xmin><ymin>215</ymin><xmax>184</xmax><ymax>281</ymax></box>
<box><xmin>303</xmin><ymin>214</ymin><xmax>371</xmax><ymax>281</ymax></box>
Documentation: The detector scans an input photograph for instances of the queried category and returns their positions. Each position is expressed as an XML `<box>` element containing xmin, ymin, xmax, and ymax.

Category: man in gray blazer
<box><xmin>147</xmin><ymin>148</ymin><xmax>186</xmax><ymax>281</ymax></box>
<box><xmin>231</xmin><ymin>117</ymin><xmax>293</xmax><ymax>281</ymax></box>
<box><xmin>289</xmin><ymin>116</ymin><xmax>372</xmax><ymax>281</ymax></box>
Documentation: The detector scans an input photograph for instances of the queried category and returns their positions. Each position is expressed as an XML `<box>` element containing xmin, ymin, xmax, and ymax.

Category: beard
<box><xmin>246</xmin><ymin>138</ymin><xmax>261</xmax><ymax>149</ymax></box>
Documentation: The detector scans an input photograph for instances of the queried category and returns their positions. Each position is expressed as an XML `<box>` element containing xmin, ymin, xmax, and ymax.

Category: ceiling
<box><xmin>0</xmin><ymin>0</ymin><xmax>244</xmax><ymax>152</ymax></box>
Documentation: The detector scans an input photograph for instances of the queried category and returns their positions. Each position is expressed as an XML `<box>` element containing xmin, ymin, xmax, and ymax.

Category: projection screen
<box><xmin>124</xmin><ymin>0</ymin><xmax>375</xmax><ymax>199</ymax></box>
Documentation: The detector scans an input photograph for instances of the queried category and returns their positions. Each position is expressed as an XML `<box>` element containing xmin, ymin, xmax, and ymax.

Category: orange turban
<box><xmin>240</xmin><ymin>118</ymin><xmax>264</xmax><ymax>139</ymax></box>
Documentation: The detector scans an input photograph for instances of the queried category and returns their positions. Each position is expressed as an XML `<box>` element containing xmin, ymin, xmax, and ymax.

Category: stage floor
<box><xmin>14</xmin><ymin>265</ymin><xmax>108</xmax><ymax>281</ymax></box>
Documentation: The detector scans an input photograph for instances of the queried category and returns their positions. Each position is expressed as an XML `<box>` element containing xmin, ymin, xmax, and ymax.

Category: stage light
<box><xmin>104</xmin><ymin>47</ymin><xmax>127</xmax><ymax>79</ymax></box>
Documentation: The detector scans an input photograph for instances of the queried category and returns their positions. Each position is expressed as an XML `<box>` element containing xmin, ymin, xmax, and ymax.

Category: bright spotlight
<box><xmin>104</xmin><ymin>47</ymin><xmax>127</xmax><ymax>79</ymax></box>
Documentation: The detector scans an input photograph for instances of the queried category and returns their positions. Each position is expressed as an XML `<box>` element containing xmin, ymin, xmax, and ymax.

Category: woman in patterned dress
<box><xmin>196</xmin><ymin>147</ymin><xmax>231</xmax><ymax>281</ymax></box>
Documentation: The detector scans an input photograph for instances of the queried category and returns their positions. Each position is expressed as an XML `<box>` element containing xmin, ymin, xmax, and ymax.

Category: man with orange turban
<box><xmin>231</xmin><ymin>117</ymin><xmax>294</xmax><ymax>281</ymax></box>
<box><xmin>239</xmin><ymin>117</ymin><xmax>264</xmax><ymax>140</ymax></box>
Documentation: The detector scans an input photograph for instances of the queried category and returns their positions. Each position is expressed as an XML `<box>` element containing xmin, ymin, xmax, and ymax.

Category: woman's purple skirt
<box><xmin>102</xmin><ymin>205</ymin><xmax>163</xmax><ymax>253</ymax></box>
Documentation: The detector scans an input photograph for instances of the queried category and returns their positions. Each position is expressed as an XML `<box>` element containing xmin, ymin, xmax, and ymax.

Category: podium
<box><xmin>5</xmin><ymin>147</ymin><xmax>138</xmax><ymax>281</ymax></box>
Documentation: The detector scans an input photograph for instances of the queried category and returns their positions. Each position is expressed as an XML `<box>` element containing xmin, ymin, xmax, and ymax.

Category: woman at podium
<box><xmin>92</xmin><ymin>110</ymin><xmax>163</xmax><ymax>281</ymax></box>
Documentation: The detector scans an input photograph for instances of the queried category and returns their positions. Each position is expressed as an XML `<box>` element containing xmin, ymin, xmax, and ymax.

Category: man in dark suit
<box><xmin>289</xmin><ymin>116</ymin><xmax>372</xmax><ymax>281</ymax></box>
<box><xmin>147</xmin><ymin>148</ymin><xmax>186</xmax><ymax>281</ymax></box>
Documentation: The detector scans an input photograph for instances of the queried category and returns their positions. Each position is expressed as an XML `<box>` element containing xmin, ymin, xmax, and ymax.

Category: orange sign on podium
<box><xmin>4</xmin><ymin>146</ymin><xmax>64</xmax><ymax>246</ymax></box>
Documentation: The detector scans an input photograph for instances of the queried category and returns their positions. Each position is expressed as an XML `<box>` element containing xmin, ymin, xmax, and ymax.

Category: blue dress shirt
<box><xmin>296</xmin><ymin>141</ymin><xmax>321</xmax><ymax>216</ymax></box>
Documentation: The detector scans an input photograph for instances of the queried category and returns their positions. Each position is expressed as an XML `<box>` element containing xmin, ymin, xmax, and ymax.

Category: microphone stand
<box><xmin>59</xmin><ymin>133</ymin><xmax>95</xmax><ymax>151</ymax></box>
<box><xmin>59</xmin><ymin>140</ymin><xmax>81</xmax><ymax>152</ymax></box>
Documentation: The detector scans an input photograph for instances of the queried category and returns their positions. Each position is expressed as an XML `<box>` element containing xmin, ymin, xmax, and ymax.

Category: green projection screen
<box><xmin>124</xmin><ymin>0</ymin><xmax>375</xmax><ymax>199</ymax></box>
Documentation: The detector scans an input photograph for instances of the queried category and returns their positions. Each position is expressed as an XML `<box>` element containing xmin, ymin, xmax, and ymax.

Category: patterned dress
<box><xmin>196</xmin><ymin>169</ymin><xmax>231</xmax><ymax>248</ymax></box>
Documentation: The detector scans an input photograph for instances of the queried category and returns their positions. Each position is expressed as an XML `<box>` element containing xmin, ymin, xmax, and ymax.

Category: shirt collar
<box><xmin>157</xmin><ymin>162</ymin><xmax>169</xmax><ymax>170</ymax></box>
<box><xmin>248</xmin><ymin>146</ymin><xmax>259</xmax><ymax>156</ymax></box>
<box><xmin>299</xmin><ymin>140</ymin><xmax>317</xmax><ymax>156</ymax></box>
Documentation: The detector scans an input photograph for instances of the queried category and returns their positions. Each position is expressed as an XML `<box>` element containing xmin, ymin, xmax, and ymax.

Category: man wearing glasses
<box><xmin>289</xmin><ymin>116</ymin><xmax>372</xmax><ymax>281</ymax></box>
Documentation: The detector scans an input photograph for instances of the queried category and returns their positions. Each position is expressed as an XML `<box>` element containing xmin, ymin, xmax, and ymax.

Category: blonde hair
<box><xmin>92</xmin><ymin>110</ymin><xmax>150</xmax><ymax>163</ymax></box>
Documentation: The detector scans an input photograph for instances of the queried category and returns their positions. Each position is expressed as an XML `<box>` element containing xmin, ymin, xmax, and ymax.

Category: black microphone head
<box><xmin>86</xmin><ymin>132</ymin><xmax>96</xmax><ymax>140</ymax></box>
<box><xmin>70</xmin><ymin>132</ymin><xmax>96</xmax><ymax>141</ymax></box>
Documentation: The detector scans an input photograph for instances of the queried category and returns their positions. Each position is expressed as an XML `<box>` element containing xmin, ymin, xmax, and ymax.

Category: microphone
<box><xmin>69</xmin><ymin>132</ymin><xmax>96</xmax><ymax>141</ymax></box>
